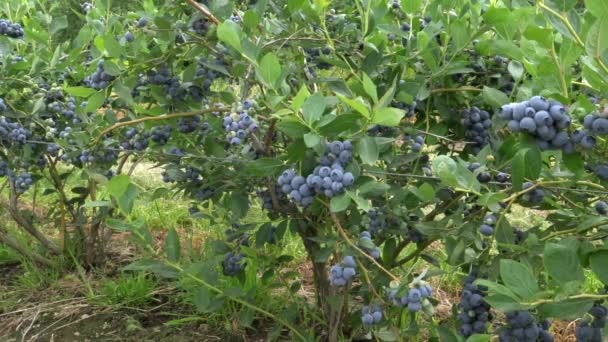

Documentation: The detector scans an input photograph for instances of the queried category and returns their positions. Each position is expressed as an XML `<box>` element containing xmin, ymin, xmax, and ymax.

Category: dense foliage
<box><xmin>2</xmin><ymin>0</ymin><xmax>608</xmax><ymax>340</ymax></box>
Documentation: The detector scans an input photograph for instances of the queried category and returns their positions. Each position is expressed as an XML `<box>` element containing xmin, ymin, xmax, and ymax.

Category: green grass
<box><xmin>97</xmin><ymin>273</ymin><xmax>158</xmax><ymax>306</ymax></box>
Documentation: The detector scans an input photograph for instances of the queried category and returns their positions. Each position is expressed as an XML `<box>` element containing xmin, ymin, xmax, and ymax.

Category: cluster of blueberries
<box><xmin>222</xmin><ymin>225</ymin><xmax>249</xmax><ymax>276</ymax></box>
<box><xmin>84</xmin><ymin>61</ymin><xmax>116</xmax><ymax>90</ymax></box>
<box><xmin>257</xmin><ymin>188</ymin><xmax>285</xmax><ymax>211</ymax></box>
<box><xmin>81</xmin><ymin>2</ymin><xmax>94</xmax><ymax>13</ymax></box>
<box><xmin>222</xmin><ymin>252</ymin><xmax>246</xmax><ymax>276</ymax></box>
<box><xmin>361</xmin><ymin>305</ymin><xmax>383</xmax><ymax>327</ymax></box>
<box><xmin>462</xmin><ymin>107</ymin><xmax>492</xmax><ymax>154</ymax></box>
<box><xmin>595</xmin><ymin>201</ymin><xmax>607</xmax><ymax>215</ymax></box>
<box><xmin>13</xmin><ymin>172</ymin><xmax>33</xmax><ymax>194</ymax></box>
<box><xmin>150</xmin><ymin>125</ymin><xmax>173</xmax><ymax>145</ymax></box>
<box><xmin>499</xmin><ymin>311</ymin><xmax>554</xmax><ymax>342</ymax></box>
<box><xmin>120</xmin><ymin>128</ymin><xmax>150</xmax><ymax>151</ymax></box>
<box><xmin>479</xmin><ymin>213</ymin><xmax>497</xmax><ymax>236</ymax></box>
<box><xmin>571</xmin><ymin>113</ymin><xmax>608</xmax><ymax>149</ymax></box>
<box><xmin>278</xmin><ymin>141</ymin><xmax>355</xmax><ymax>207</ymax></box>
<box><xmin>124</xmin><ymin>31</ymin><xmax>134</xmax><ymax>42</ymax></box>
<box><xmin>132</xmin><ymin>68</ymin><xmax>205</xmax><ymax>102</ymax></box>
<box><xmin>192</xmin><ymin>18</ymin><xmax>211</xmax><ymax>36</ymax></box>
<box><xmin>388</xmin><ymin>281</ymin><xmax>433</xmax><ymax>312</ymax></box>
<box><xmin>458</xmin><ymin>272</ymin><xmax>492</xmax><ymax>337</ymax></box>
<box><xmin>407</xmin><ymin>134</ymin><xmax>425</xmax><ymax>152</ymax></box>
<box><xmin>0</xmin><ymin>116</ymin><xmax>31</xmax><ymax>146</ymax></box>
<box><xmin>196</xmin><ymin>57</ymin><xmax>229</xmax><ymax>92</ymax></box>
<box><xmin>177</xmin><ymin>115</ymin><xmax>209</xmax><ymax>134</ymax></box>
<box><xmin>329</xmin><ymin>255</ymin><xmax>357</xmax><ymax>287</ymax></box>
<box><xmin>575</xmin><ymin>304</ymin><xmax>607</xmax><ymax>342</ymax></box>
<box><xmin>359</xmin><ymin>231</ymin><xmax>381</xmax><ymax>259</ymax></box>
<box><xmin>500</xmin><ymin>96</ymin><xmax>574</xmax><ymax>153</ymax></box>
<box><xmin>0</xmin><ymin>19</ymin><xmax>24</xmax><ymax>39</ymax></box>
<box><xmin>363</xmin><ymin>208</ymin><xmax>389</xmax><ymax>235</ymax></box>
<box><xmin>522</xmin><ymin>181</ymin><xmax>546</xmax><ymax>204</ymax></box>
<box><xmin>303</xmin><ymin>47</ymin><xmax>332</xmax><ymax>70</ymax></box>
<box><xmin>222</xmin><ymin>102</ymin><xmax>258</xmax><ymax>145</ymax></box>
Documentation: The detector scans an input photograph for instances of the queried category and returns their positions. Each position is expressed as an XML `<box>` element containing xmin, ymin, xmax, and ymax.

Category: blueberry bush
<box><xmin>3</xmin><ymin>0</ymin><xmax>608</xmax><ymax>340</ymax></box>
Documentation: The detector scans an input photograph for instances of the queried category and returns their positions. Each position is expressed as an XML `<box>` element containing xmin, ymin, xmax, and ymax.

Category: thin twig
<box><xmin>94</xmin><ymin>107</ymin><xmax>231</xmax><ymax>144</ymax></box>
<box><xmin>185</xmin><ymin>0</ymin><xmax>220</xmax><ymax>25</ymax></box>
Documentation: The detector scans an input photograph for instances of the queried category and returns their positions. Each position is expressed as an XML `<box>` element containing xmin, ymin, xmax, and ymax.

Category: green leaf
<box><xmin>303</xmin><ymin>132</ymin><xmax>322</xmax><ymax>148</ymax></box>
<box><xmin>511</xmin><ymin>147</ymin><xmax>541</xmax><ymax>190</ymax></box>
<box><xmin>217</xmin><ymin>20</ymin><xmax>243</xmax><ymax>52</ymax></box>
<box><xmin>103</xmin><ymin>33</ymin><xmax>124</xmax><ymax>58</ymax></box>
<box><xmin>123</xmin><ymin>259</ymin><xmax>178</xmax><ymax>278</ymax></box>
<box><xmin>107</xmin><ymin>174</ymin><xmax>130</xmax><ymax>197</ymax></box>
<box><xmin>357</xmin><ymin>137</ymin><xmax>379</xmax><ymax>165</ymax></box>
<box><xmin>538</xmin><ymin>298</ymin><xmax>594</xmax><ymax>319</ymax></box>
<box><xmin>291</xmin><ymin>86</ymin><xmax>310</xmax><ymax>111</ymax></box>
<box><xmin>507</xmin><ymin>60</ymin><xmax>524</xmax><ymax>81</ymax></box>
<box><xmin>432</xmin><ymin>156</ymin><xmax>480</xmax><ymax>193</ymax></box>
<box><xmin>362</xmin><ymin>72</ymin><xmax>378</xmax><ymax>103</ymax></box>
<box><xmin>372</xmin><ymin>107</ymin><xmax>405</xmax><ymax>126</ymax></box>
<box><xmin>50</xmin><ymin>16</ymin><xmax>68</xmax><ymax>34</ymax></box>
<box><xmin>589</xmin><ymin>250</ymin><xmax>608</xmax><ymax>285</ymax></box>
<box><xmin>482</xmin><ymin>86</ymin><xmax>509</xmax><ymax>108</ymax></box>
<box><xmin>500</xmin><ymin>260</ymin><xmax>539</xmax><ymax>299</ymax></box>
<box><xmin>65</xmin><ymin>87</ymin><xmax>97</xmax><ymax>97</ymax></box>
<box><xmin>277</xmin><ymin>117</ymin><xmax>309</xmax><ymax>138</ymax></box>
<box><xmin>585</xmin><ymin>0</ymin><xmax>608</xmax><ymax>19</ymax></box>
<box><xmin>117</xmin><ymin>183</ymin><xmax>139</xmax><ymax>214</ymax></box>
<box><xmin>338</xmin><ymin>95</ymin><xmax>370</xmax><ymax>118</ymax></box>
<box><xmin>165</xmin><ymin>228</ymin><xmax>181</xmax><ymax>262</ymax></box>
<box><xmin>245</xmin><ymin>158</ymin><xmax>284</xmax><ymax>176</ymax></box>
<box><xmin>318</xmin><ymin>114</ymin><xmax>362</xmax><ymax>136</ymax></box>
<box><xmin>257</xmin><ymin>53</ymin><xmax>281</xmax><ymax>87</ymax></box>
<box><xmin>85</xmin><ymin>91</ymin><xmax>106</xmax><ymax>113</ymax></box>
<box><xmin>466</xmin><ymin>335</ymin><xmax>491</xmax><ymax>342</ymax></box>
<box><xmin>330</xmin><ymin>193</ymin><xmax>351</xmax><ymax>212</ymax></box>
<box><xmin>229</xmin><ymin>192</ymin><xmax>249</xmax><ymax>219</ymax></box>
<box><xmin>302</xmin><ymin>93</ymin><xmax>326</xmax><ymax>124</ymax></box>
<box><xmin>543</xmin><ymin>242</ymin><xmax>584</xmax><ymax>285</ymax></box>
<box><xmin>359</xmin><ymin>181</ymin><xmax>390</xmax><ymax>196</ymax></box>
<box><xmin>113</xmin><ymin>82</ymin><xmax>134</xmax><ymax>105</ymax></box>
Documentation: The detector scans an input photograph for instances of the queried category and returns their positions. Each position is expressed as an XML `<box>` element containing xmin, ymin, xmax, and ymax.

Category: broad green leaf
<box><xmin>500</xmin><ymin>260</ymin><xmax>539</xmax><ymax>299</ymax></box>
<box><xmin>585</xmin><ymin>0</ymin><xmax>608</xmax><ymax>19</ymax></box>
<box><xmin>543</xmin><ymin>242</ymin><xmax>584</xmax><ymax>285</ymax></box>
<box><xmin>117</xmin><ymin>183</ymin><xmax>139</xmax><ymax>214</ymax></box>
<box><xmin>303</xmin><ymin>132</ymin><xmax>322</xmax><ymax>147</ymax></box>
<box><xmin>123</xmin><ymin>259</ymin><xmax>178</xmax><ymax>278</ymax></box>
<box><xmin>302</xmin><ymin>93</ymin><xmax>326</xmax><ymax>124</ymax></box>
<box><xmin>113</xmin><ymin>82</ymin><xmax>134</xmax><ymax>105</ymax></box>
<box><xmin>107</xmin><ymin>174</ymin><xmax>130</xmax><ymax>197</ymax></box>
<box><xmin>245</xmin><ymin>158</ymin><xmax>284</xmax><ymax>176</ymax></box>
<box><xmin>85</xmin><ymin>91</ymin><xmax>106</xmax><ymax>113</ymax></box>
<box><xmin>103</xmin><ymin>33</ymin><xmax>124</xmax><ymax>58</ymax></box>
<box><xmin>65</xmin><ymin>87</ymin><xmax>97</xmax><ymax>97</ymax></box>
<box><xmin>338</xmin><ymin>95</ymin><xmax>370</xmax><ymax>118</ymax></box>
<box><xmin>589</xmin><ymin>250</ymin><xmax>608</xmax><ymax>285</ymax></box>
<box><xmin>330</xmin><ymin>193</ymin><xmax>351</xmax><ymax>212</ymax></box>
<box><xmin>538</xmin><ymin>298</ymin><xmax>594</xmax><ymax>319</ymax></box>
<box><xmin>362</xmin><ymin>72</ymin><xmax>378</xmax><ymax>103</ymax></box>
<box><xmin>257</xmin><ymin>53</ymin><xmax>281</xmax><ymax>87</ymax></box>
<box><xmin>229</xmin><ymin>192</ymin><xmax>249</xmax><ymax>219</ymax></box>
<box><xmin>217</xmin><ymin>20</ymin><xmax>243</xmax><ymax>52</ymax></box>
<box><xmin>482</xmin><ymin>86</ymin><xmax>509</xmax><ymax>108</ymax></box>
<box><xmin>511</xmin><ymin>147</ymin><xmax>541</xmax><ymax>190</ymax></box>
<box><xmin>357</xmin><ymin>137</ymin><xmax>379</xmax><ymax>165</ymax></box>
<box><xmin>277</xmin><ymin>117</ymin><xmax>309</xmax><ymax>138</ymax></box>
<box><xmin>291</xmin><ymin>86</ymin><xmax>310</xmax><ymax>111</ymax></box>
<box><xmin>165</xmin><ymin>228</ymin><xmax>181</xmax><ymax>262</ymax></box>
<box><xmin>372</xmin><ymin>107</ymin><xmax>405</xmax><ymax>126</ymax></box>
